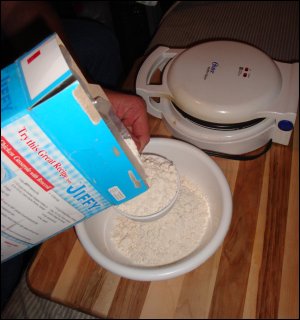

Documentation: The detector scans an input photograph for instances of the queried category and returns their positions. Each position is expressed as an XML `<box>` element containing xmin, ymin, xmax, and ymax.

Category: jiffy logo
<box><xmin>204</xmin><ymin>62</ymin><xmax>219</xmax><ymax>80</ymax></box>
<box><xmin>66</xmin><ymin>184</ymin><xmax>101</xmax><ymax>210</ymax></box>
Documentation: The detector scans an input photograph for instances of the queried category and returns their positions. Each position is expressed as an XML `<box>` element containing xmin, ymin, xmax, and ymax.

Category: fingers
<box><xmin>122</xmin><ymin>109</ymin><xmax>150</xmax><ymax>151</ymax></box>
<box><xmin>138</xmin><ymin>134</ymin><xmax>150</xmax><ymax>152</ymax></box>
<box><xmin>131</xmin><ymin>113</ymin><xmax>150</xmax><ymax>151</ymax></box>
<box><xmin>104</xmin><ymin>89</ymin><xmax>150</xmax><ymax>151</ymax></box>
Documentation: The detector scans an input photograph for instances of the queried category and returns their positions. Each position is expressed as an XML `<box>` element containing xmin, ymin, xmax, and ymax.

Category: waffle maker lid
<box><xmin>166</xmin><ymin>41</ymin><xmax>282</xmax><ymax>124</ymax></box>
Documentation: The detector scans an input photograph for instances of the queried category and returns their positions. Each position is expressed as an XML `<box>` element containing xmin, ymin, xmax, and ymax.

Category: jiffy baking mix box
<box><xmin>1</xmin><ymin>33</ymin><xmax>148</xmax><ymax>262</ymax></box>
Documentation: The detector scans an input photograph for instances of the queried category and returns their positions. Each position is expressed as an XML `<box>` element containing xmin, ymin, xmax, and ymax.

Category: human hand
<box><xmin>104</xmin><ymin>89</ymin><xmax>150</xmax><ymax>152</ymax></box>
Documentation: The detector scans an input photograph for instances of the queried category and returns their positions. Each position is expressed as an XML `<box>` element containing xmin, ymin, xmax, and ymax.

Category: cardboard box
<box><xmin>1</xmin><ymin>34</ymin><xmax>148</xmax><ymax>262</ymax></box>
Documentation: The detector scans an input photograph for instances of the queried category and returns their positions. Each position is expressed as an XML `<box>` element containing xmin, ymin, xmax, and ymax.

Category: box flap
<box><xmin>56</xmin><ymin>35</ymin><xmax>147</xmax><ymax>183</ymax></box>
<box><xmin>1</xmin><ymin>34</ymin><xmax>73</xmax><ymax>127</ymax></box>
<box><xmin>17</xmin><ymin>34</ymin><xmax>72</xmax><ymax>106</ymax></box>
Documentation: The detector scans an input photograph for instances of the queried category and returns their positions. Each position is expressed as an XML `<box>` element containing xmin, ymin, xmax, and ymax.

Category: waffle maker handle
<box><xmin>136</xmin><ymin>46</ymin><xmax>184</xmax><ymax>118</ymax></box>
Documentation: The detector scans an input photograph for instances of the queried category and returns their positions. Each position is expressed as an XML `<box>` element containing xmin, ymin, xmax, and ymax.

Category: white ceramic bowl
<box><xmin>75</xmin><ymin>138</ymin><xmax>232</xmax><ymax>281</ymax></box>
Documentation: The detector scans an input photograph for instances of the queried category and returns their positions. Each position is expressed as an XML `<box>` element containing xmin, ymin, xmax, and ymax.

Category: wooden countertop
<box><xmin>27</xmin><ymin>63</ymin><xmax>299</xmax><ymax>319</ymax></box>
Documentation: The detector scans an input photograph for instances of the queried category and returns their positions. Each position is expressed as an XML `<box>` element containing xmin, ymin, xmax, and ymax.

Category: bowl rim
<box><xmin>75</xmin><ymin>137</ymin><xmax>232</xmax><ymax>281</ymax></box>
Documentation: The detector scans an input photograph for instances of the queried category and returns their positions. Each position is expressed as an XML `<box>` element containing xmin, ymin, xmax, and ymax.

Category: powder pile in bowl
<box><xmin>111</xmin><ymin>176</ymin><xmax>210</xmax><ymax>266</ymax></box>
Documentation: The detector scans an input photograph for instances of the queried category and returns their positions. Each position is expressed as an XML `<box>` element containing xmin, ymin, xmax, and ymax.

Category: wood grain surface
<box><xmin>27</xmin><ymin>113</ymin><xmax>299</xmax><ymax>319</ymax></box>
<box><xmin>27</xmin><ymin>62</ymin><xmax>299</xmax><ymax>319</ymax></box>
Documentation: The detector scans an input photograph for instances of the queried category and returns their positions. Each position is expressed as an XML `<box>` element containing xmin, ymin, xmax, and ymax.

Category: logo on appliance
<box><xmin>238</xmin><ymin>66</ymin><xmax>251</xmax><ymax>78</ymax></box>
<box><xmin>204</xmin><ymin>62</ymin><xmax>219</xmax><ymax>80</ymax></box>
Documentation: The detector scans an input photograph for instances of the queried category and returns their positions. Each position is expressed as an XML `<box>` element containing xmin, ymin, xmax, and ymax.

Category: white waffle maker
<box><xmin>136</xmin><ymin>41</ymin><xmax>299</xmax><ymax>156</ymax></box>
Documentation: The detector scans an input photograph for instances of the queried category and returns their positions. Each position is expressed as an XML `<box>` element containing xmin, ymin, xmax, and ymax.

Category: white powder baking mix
<box><xmin>110</xmin><ymin>176</ymin><xmax>211</xmax><ymax>266</ymax></box>
<box><xmin>117</xmin><ymin>154</ymin><xmax>178</xmax><ymax>217</ymax></box>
